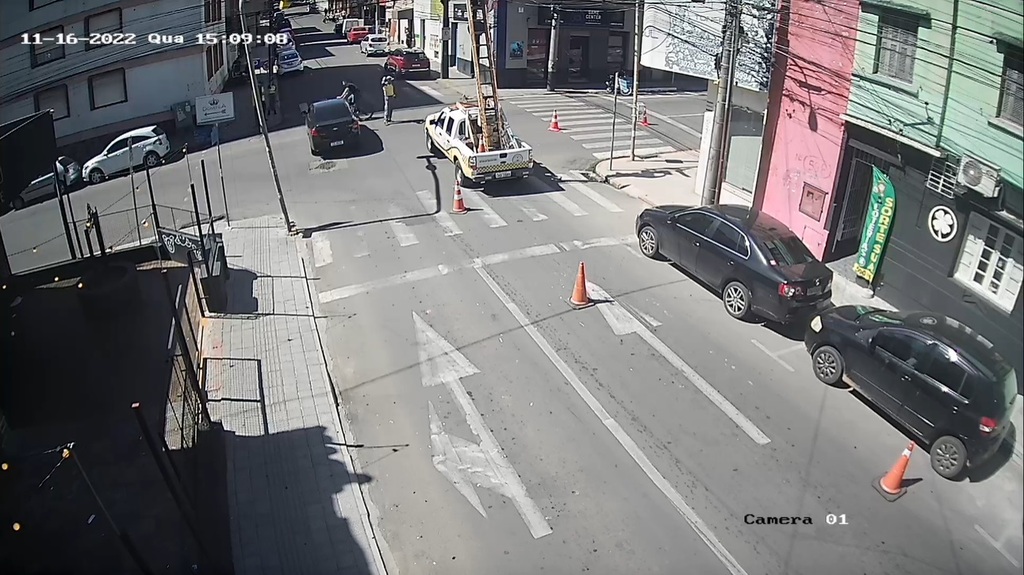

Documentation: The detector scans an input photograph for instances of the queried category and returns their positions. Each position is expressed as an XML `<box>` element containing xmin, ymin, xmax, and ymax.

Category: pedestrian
<box><xmin>381</xmin><ymin>75</ymin><xmax>396</xmax><ymax>125</ymax></box>
<box><xmin>267</xmin><ymin>82</ymin><xmax>278</xmax><ymax>115</ymax></box>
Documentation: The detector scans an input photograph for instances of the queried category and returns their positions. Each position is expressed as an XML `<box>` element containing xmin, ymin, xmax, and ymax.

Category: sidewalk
<box><xmin>593</xmin><ymin>152</ymin><xmax>1023</xmax><ymax>469</ymax></box>
<box><xmin>201</xmin><ymin>216</ymin><xmax>387</xmax><ymax>575</ymax></box>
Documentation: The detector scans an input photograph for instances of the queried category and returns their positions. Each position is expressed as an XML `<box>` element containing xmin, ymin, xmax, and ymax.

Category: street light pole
<box><xmin>239</xmin><ymin>2</ymin><xmax>295</xmax><ymax>233</ymax></box>
<box><xmin>629</xmin><ymin>0</ymin><xmax>643</xmax><ymax>160</ymax></box>
<box><xmin>700</xmin><ymin>0</ymin><xmax>740</xmax><ymax>206</ymax></box>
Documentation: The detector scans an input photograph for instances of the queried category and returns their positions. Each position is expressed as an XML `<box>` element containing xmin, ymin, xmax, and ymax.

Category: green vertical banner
<box><xmin>853</xmin><ymin>166</ymin><xmax>897</xmax><ymax>284</ymax></box>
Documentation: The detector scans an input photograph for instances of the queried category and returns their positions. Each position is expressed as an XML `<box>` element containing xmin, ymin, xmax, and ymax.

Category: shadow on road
<box><xmin>314</xmin><ymin>127</ymin><xmax>385</xmax><ymax>160</ymax></box>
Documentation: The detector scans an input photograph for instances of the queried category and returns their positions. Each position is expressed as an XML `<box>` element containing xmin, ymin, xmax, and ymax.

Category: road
<box><xmin>3</xmin><ymin>10</ymin><xmax>1021</xmax><ymax>575</ymax></box>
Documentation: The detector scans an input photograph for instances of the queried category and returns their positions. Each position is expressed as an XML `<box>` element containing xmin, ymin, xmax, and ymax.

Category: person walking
<box><xmin>382</xmin><ymin>75</ymin><xmax>396</xmax><ymax>125</ymax></box>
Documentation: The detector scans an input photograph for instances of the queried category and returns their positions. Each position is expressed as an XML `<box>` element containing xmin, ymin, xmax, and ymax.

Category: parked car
<box><xmin>279</xmin><ymin>31</ymin><xmax>295</xmax><ymax>50</ymax></box>
<box><xmin>304</xmin><ymin>98</ymin><xmax>361</xmax><ymax>156</ymax></box>
<box><xmin>804</xmin><ymin>306</ymin><xmax>1017</xmax><ymax>479</ymax></box>
<box><xmin>360</xmin><ymin>34</ymin><xmax>389</xmax><ymax>56</ymax></box>
<box><xmin>347</xmin><ymin>26</ymin><xmax>372</xmax><ymax>44</ymax></box>
<box><xmin>635</xmin><ymin>204</ymin><xmax>833</xmax><ymax>323</ymax></box>
<box><xmin>278</xmin><ymin>48</ymin><xmax>304</xmax><ymax>74</ymax></box>
<box><xmin>6</xmin><ymin>156</ymin><xmax>82</xmax><ymax>210</ymax></box>
<box><xmin>385</xmin><ymin>48</ymin><xmax>431</xmax><ymax>77</ymax></box>
<box><xmin>82</xmin><ymin>126</ymin><xmax>171</xmax><ymax>184</ymax></box>
<box><xmin>308</xmin><ymin>1</ymin><xmax>319</xmax><ymax>13</ymax></box>
<box><xmin>334</xmin><ymin>18</ymin><xmax>362</xmax><ymax>38</ymax></box>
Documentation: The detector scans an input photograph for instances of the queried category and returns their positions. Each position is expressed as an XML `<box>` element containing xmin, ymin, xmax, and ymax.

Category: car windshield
<box><xmin>404</xmin><ymin>51</ymin><xmax>426</xmax><ymax>61</ymax></box>
<box><xmin>152</xmin><ymin>126</ymin><xmax>165</xmax><ymax>136</ymax></box>
<box><xmin>57</xmin><ymin>157</ymin><xmax>75</xmax><ymax>168</ymax></box>
<box><xmin>757</xmin><ymin>232</ymin><xmax>816</xmax><ymax>266</ymax></box>
<box><xmin>281</xmin><ymin>51</ymin><xmax>299</xmax><ymax>61</ymax></box>
<box><xmin>999</xmin><ymin>369</ymin><xmax>1018</xmax><ymax>409</ymax></box>
<box><xmin>316</xmin><ymin>103</ymin><xmax>353</xmax><ymax>122</ymax></box>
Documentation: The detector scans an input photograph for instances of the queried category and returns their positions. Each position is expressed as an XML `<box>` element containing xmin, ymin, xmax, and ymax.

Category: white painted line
<box><xmin>557</xmin><ymin>123</ymin><xmax>616</xmax><ymax>132</ymax></box>
<box><xmin>475</xmin><ymin>268</ymin><xmax>750</xmax><ymax>575</ymax></box>
<box><xmin>626</xmin><ymin>246</ymin><xmax>645</xmax><ymax>259</ymax></box>
<box><xmin>317</xmin><ymin>235</ymin><xmax>631</xmax><ymax>303</ymax></box>
<box><xmin>417</xmin><ymin>190</ymin><xmax>462</xmax><ymax>236</ymax></box>
<box><xmin>418</xmin><ymin>85</ymin><xmax>446</xmax><ymax>100</ymax></box>
<box><xmin>518</xmin><ymin>102</ymin><xmax>588</xmax><ymax>111</ymax></box>
<box><xmin>593</xmin><ymin>146</ymin><xmax>675</xmax><ymax>160</ymax></box>
<box><xmin>563</xmin><ymin>177</ymin><xmax>623</xmax><ymax>212</ymax></box>
<box><xmin>548</xmin><ymin>193</ymin><xmax>588</xmax><ymax>216</ymax></box>
<box><xmin>751</xmin><ymin>339</ymin><xmax>795</xmax><ymax>372</ymax></box>
<box><xmin>552</xmin><ymin>118</ymin><xmax>615</xmax><ymax>127</ymax></box>
<box><xmin>588</xmin><ymin>282</ymin><xmax>770</xmax><ymax>445</ymax></box>
<box><xmin>582</xmin><ymin>138</ymin><xmax>661</xmax><ymax>150</ymax></box>
<box><xmin>518</xmin><ymin>203</ymin><xmax>548</xmax><ymax>221</ymax></box>
<box><xmin>571</xmin><ymin>131</ymin><xmax>649</xmax><ymax>141</ymax></box>
<box><xmin>311</xmin><ymin>235</ymin><xmax>333</xmax><ymax>267</ymax></box>
<box><xmin>665</xmin><ymin>114</ymin><xmax>705</xmax><ymax>118</ymax></box>
<box><xmin>975</xmin><ymin>524</ymin><xmax>1022</xmax><ymax>568</ymax></box>
<box><xmin>464</xmin><ymin>190</ymin><xmax>507</xmax><ymax>228</ymax></box>
<box><xmin>388</xmin><ymin>206</ymin><xmax>419</xmax><ymax>247</ymax></box>
<box><xmin>352</xmin><ymin>230</ymin><xmax>370</xmax><ymax>258</ymax></box>
<box><xmin>538</xmin><ymin>110</ymin><xmax>605</xmax><ymax>119</ymax></box>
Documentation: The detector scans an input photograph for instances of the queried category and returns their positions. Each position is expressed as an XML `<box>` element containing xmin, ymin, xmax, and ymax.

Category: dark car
<box><xmin>635</xmin><ymin>204</ymin><xmax>833</xmax><ymax>323</ymax></box>
<box><xmin>804</xmin><ymin>306</ymin><xmax>1017</xmax><ymax>479</ymax></box>
<box><xmin>304</xmin><ymin>98</ymin><xmax>361</xmax><ymax>156</ymax></box>
<box><xmin>385</xmin><ymin>48</ymin><xmax>431</xmax><ymax>77</ymax></box>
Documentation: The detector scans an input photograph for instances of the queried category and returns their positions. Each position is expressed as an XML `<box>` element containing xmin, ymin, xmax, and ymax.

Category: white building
<box><xmin>0</xmin><ymin>0</ymin><xmax>228</xmax><ymax>147</ymax></box>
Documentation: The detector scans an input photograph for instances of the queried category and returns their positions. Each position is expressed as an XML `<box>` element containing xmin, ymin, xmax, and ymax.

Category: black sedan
<box><xmin>635</xmin><ymin>204</ymin><xmax>833</xmax><ymax>323</ymax></box>
<box><xmin>805</xmin><ymin>306</ymin><xmax>1017</xmax><ymax>478</ymax></box>
<box><xmin>304</xmin><ymin>98</ymin><xmax>361</xmax><ymax>156</ymax></box>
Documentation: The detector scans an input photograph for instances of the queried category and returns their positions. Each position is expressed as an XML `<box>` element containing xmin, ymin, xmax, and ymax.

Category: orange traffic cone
<box><xmin>548</xmin><ymin>111</ymin><xmax>562</xmax><ymax>132</ymax></box>
<box><xmin>874</xmin><ymin>442</ymin><xmax>914</xmax><ymax>501</ymax></box>
<box><xmin>641</xmin><ymin>109</ymin><xmax>652</xmax><ymax>127</ymax></box>
<box><xmin>452</xmin><ymin>181</ymin><xmax>468</xmax><ymax>214</ymax></box>
<box><xmin>478</xmin><ymin>140</ymin><xmax>486</xmax><ymax>153</ymax></box>
<box><xmin>568</xmin><ymin>262</ymin><xmax>593</xmax><ymax>309</ymax></box>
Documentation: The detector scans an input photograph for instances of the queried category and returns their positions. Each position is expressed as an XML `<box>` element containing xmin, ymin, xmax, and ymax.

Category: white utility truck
<box><xmin>424</xmin><ymin>102</ymin><xmax>533</xmax><ymax>186</ymax></box>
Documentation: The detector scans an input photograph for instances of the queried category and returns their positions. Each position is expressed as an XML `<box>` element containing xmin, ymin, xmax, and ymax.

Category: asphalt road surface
<box><xmin>3</xmin><ymin>10</ymin><xmax>1021</xmax><ymax>575</ymax></box>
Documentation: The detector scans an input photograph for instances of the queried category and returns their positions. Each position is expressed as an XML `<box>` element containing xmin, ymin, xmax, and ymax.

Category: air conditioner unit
<box><xmin>956</xmin><ymin>155</ymin><xmax>1001</xmax><ymax>198</ymax></box>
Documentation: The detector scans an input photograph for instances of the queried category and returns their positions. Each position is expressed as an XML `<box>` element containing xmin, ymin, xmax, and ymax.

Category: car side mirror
<box><xmin>666</xmin><ymin>214</ymin><xmax>676</xmax><ymax>224</ymax></box>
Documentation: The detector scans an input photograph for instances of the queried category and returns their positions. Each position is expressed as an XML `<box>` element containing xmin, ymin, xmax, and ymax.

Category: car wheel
<box><xmin>811</xmin><ymin>345</ymin><xmax>845</xmax><ymax>386</ymax></box>
<box><xmin>637</xmin><ymin>225</ymin><xmax>660</xmax><ymax>258</ymax></box>
<box><xmin>931</xmin><ymin>436</ymin><xmax>967</xmax><ymax>479</ymax></box>
<box><xmin>425</xmin><ymin>133</ymin><xmax>438</xmax><ymax>156</ymax></box>
<box><xmin>88</xmin><ymin>169</ymin><xmax>105</xmax><ymax>184</ymax></box>
<box><xmin>143</xmin><ymin>151</ymin><xmax>160</xmax><ymax>168</ymax></box>
<box><xmin>11</xmin><ymin>196</ymin><xmax>25</xmax><ymax>210</ymax></box>
<box><xmin>722</xmin><ymin>281</ymin><xmax>752</xmax><ymax>320</ymax></box>
<box><xmin>310</xmin><ymin>145</ymin><xmax>319</xmax><ymax>157</ymax></box>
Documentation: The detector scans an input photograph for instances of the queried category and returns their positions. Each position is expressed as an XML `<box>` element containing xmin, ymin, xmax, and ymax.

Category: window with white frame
<box><xmin>34</xmin><ymin>85</ymin><xmax>69</xmax><ymax>119</ymax></box>
<box><xmin>999</xmin><ymin>47</ymin><xmax>1023</xmax><ymax>127</ymax></box>
<box><xmin>31</xmin><ymin>25</ymin><xmax>65</xmax><ymax>67</ymax></box>
<box><xmin>88</xmin><ymin>69</ymin><xmax>127</xmax><ymax>110</ymax></box>
<box><xmin>85</xmin><ymin>8</ymin><xmax>122</xmax><ymax>51</ymax></box>
<box><xmin>954</xmin><ymin>211</ymin><xmax>1024</xmax><ymax>313</ymax></box>
<box><xmin>875</xmin><ymin>15</ymin><xmax>918</xmax><ymax>83</ymax></box>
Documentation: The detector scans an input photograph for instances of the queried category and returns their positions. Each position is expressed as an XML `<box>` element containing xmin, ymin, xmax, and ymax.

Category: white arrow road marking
<box><xmin>414</xmin><ymin>312</ymin><xmax>553</xmax><ymax>539</ymax></box>
<box><xmin>311</xmin><ymin>235</ymin><xmax>333</xmax><ymax>267</ymax></box>
<box><xmin>518</xmin><ymin>203</ymin><xmax>548</xmax><ymax>221</ymax></box>
<box><xmin>475</xmin><ymin>269</ymin><xmax>749</xmax><ymax>575</ymax></box>
<box><xmin>388</xmin><ymin>206</ymin><xmax>419</xmax><ymax>247</ymax></box>
<box><xmin>587</xmin><ymin>282</ymin><xmax>771</xmax><ymax>446</ymax></box>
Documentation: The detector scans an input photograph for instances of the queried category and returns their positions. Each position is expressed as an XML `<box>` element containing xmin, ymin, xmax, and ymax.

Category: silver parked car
<box><xmin>8</xmin><ymin>156</ymin><xmax>82</xmax><ymax>210</ymax></box>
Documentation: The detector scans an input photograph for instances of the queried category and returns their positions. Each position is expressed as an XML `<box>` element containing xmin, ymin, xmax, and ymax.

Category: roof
<box><xmin>869</xmin><ymin>310</ymin><xmax>1011</xmax><ymax>377</ymax></box>
<box><xmin>704</xmin><ymin>204</ymin><xmax>795</xmax><ymax>238</ymax></box>
<box><xmin>123</xmin><ymin>125</ymin><xmax>160</xmax><ymax>137</ymax></box>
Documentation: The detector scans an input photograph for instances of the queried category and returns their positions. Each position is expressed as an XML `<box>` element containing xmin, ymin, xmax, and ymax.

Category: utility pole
<box><xmin>546</xmin><ymin>7</ymin><xmax>559</xmax><ymax>91</ymax></box>
<box><xmin>440</xmin><ymin>1</ymin><xmax>450</xmax><ymax>79</ymax></box>
<box><xmin>240</xmin><ymin>2</ymin><xmax>295</xmax><ymax>233</ymax></box>
<box><xmin>629</xmin><ymin>0</ymin><xmax>643</xmax><ymax>160</ymax></box>
<box><xmin>700</xmin><ymin>0</ymin><xmax>740</xmax><ymax>206</ymax></box>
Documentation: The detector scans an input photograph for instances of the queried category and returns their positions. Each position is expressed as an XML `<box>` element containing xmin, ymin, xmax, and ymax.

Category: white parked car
<box><xmin>278</xmin><ymin>48</ymin><xmax>303</xmax><ymax>74</ymax></box>
<box><xmin>279</xmin><ymin>32</ymin><xmax>295</xmax><ymax>50</ymax></box>
<box><xmin>82</xmin><ymin>126</ymin><xmax>171</xmax><ymax>184</ymax></box>
<box><xmin>360</xmin><ymin>35</ymin><xmax>388</xmax><ymax>56</ymax></box>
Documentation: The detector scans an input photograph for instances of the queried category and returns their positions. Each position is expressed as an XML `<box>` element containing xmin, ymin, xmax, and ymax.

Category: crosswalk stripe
<box><xmin>388</xmin><ymin>205</ymin><xmax>419</xmax><ymax>247</ymax></box>
<box><xmin>564</xmin><ymin>177</ymin><xmax>622</xmax><ymax>213</ymax></box>
<box><xmin>570</xmin><ymin>131</ymin><xmax>617</xmax><ymax>141</ymax></box>
<box><xmin>518</xmin><ymin>203</ymin><xmax>548</xmax><ymax>221</ymax></box>
<box><xmin>311</xmin><ymin>234</ymin><xmax>333</xmax><ymax>267</ymax></box>
<box><xmin>417</xmin><ymin>190</ymin><xmax>463</xmax><ymax>236</ymax></box>
<box><xmin>518</xmin><ymin>102</ymin><xmax>587</xmax><ymax>111</ymax></box>
<box><xmin>418</xmin><ymin>85</ymin><xmax>446</xmax><ymax>100</ymax></box>
<box><xmin>353</xmin><ymin>230</ymin><xmax>370</xmax><ymax>258</ymax></box>
<box><xmin>537</xmin><ymin>110</ymin><xmax>606</xmax><ymax>119</ymax></box>
<box><xmin>559</xmin><ymin>124</ymin><xmax>617</xmax><ymax>133</ymax></box>
<box><xmin>464</xmin><ymin>190</ymin><xmax>508</xmax><ymax>228</ymax></box>
<box><xmin>555</xmin><ymin>118</ymin><xmax>615</xmax><ymax>127</ymax></box>
<box><xmin>582</xmin><ymin>138</ymin><xmax>661</xmax><ymax>149</ymax></box>
<box><xmin>548</xmin><ymin>192</ymin><xmax>588</xmax><ymax>216</ymax></box>
<box><xmin>592</xmin><ymin>146</ymin><xmax>675</xmax><ymax>160</ymax></box>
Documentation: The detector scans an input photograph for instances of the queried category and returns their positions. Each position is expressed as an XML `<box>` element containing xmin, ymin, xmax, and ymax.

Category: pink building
<box><xmin>754</xmin><ymin>0</ymin><xmax>859</xmax><ymax>260</ymax></box>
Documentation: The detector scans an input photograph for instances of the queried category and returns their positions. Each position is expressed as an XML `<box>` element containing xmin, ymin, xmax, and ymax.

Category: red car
<box><xmin>347</xmin><ymin>26</ymin><xmax>372</xmax><ymax>44</ymax></box>
<box><xmin>385</xmin><ymin>48</ymin><xmax>431</xmax><ymax>77</ymax></box>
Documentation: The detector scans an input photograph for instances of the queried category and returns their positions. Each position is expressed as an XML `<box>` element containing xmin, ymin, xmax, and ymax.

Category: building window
<box><xmin>206</xmin><ymin>45</ymin><xmax>225</xmax><ymax>81</ymax></box>
<box><xmin>875</xmin><ymin>15</ymin><xmax>917</xmax><ymax>83</ymax></box>
<box><xmin>998</xmin><ymin>48</ymin><xmax>1023</xmax><ymax>127</ymax></box>
<box><xmin>30</xmin><ymin>26</ymin><xmax>65</xmax><ymax>68</ymax></box>
<box><xmin>84</xmin><ymin>9</ymin><xmax>123</xmax><ymax>51</ymax></box>
<box><xmin>34</xmin><ymin>85</ymin><xmax>69</xmax><ymax>120</ymax></box>
<box><xmin>29</xmin><ymin>0</ymin><xmax>61</xmax><ymax>10</ymax></box>
<box><xmin>88</xmin><ymin>69</ymin><xmax>127</xmax><ymax>110</ymax></box>
<box><xmin>205</xmin><ymin>0</ymin><xmax>223</xmax><ymax>23</ymax></box>
<box><xmin>953</xmin><ymin>211</ymin><xmax>1024</xmax><ymax>313</ymax></box>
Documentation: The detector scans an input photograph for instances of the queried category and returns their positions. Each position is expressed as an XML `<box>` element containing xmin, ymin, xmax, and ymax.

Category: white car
<box><xmin>82</xmin><ymin>126</ymin><xmax>171</xmax><ymax>184</ymax></box>
<box><xmin>360</xmin><ymin>35</ymin><xmax>388</xmax><ymax>56</ymax></box>
<box><xmin>279</xmin><ymin>31</ymin><xmax>295</xmax><ymax>50</ymax></box>
<box><xmin>278</xmin><ymin>48</ymin><xmax>303</xmax><ymax>74</ymax></box>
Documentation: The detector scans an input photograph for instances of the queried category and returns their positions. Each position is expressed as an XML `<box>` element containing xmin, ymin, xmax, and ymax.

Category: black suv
<box><xmin>805</xmin><ymin>306</ymin><xmax>1017</xmax><ymax>479</ymax></box>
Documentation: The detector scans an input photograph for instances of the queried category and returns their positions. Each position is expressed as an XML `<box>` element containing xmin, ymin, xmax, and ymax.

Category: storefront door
<box><xmin>568</xmin><ymin>35</ymin><xmax>590</xmax><ymax>83</ymax></box>
<box><xmin>830</xmin><ymin>148</ymin><xmax>893</xmax><ymax>258</ymax></box>
<box><xmin>526</xmin><ymin>28</ymin><xmax>549</xmax><ymax>87</ymax></box>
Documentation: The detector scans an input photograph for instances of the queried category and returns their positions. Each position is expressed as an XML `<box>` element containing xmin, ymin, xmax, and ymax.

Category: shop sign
<box><xmin>853</xmin><ymin>166</ymin><xmax>897</xmax><ymax>285</ymax></box>
<box><xmin>927</xmin><ymin>205</ymin><xmax>958</xmax><ymax>243</ymax></box>
<box><xmin>541</xmin><ymin>9</ymin><xmax>625</xmax><ymax>28</ymax></box>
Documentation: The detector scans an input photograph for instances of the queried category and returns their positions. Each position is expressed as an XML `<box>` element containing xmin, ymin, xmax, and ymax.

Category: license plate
<box><xmin>495</xmin><ymin>171</ymin><xmax>512</xmax><ymax>178</ymax></box>
<box><xmin>808</xmin><ymin>286</ymin><xmax>823</xmax><ymax>296</ymax></box>
<box><xmin>331</xmin><ymin>140</ymin><xmax>345</xmax><ymax>147</ymax></box>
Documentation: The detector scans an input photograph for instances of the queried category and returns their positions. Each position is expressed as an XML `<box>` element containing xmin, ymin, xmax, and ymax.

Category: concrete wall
<box><xmin>757</xmin><ymin>0</ymin><xmax>859</xmax><ymax>259</ymax></box>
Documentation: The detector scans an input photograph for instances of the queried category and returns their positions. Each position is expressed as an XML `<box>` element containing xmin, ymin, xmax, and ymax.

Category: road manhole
<box><xmin>309</xmin><ymin>159</ymin><xmax>347</xmax><ymax>173</ymax></box>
